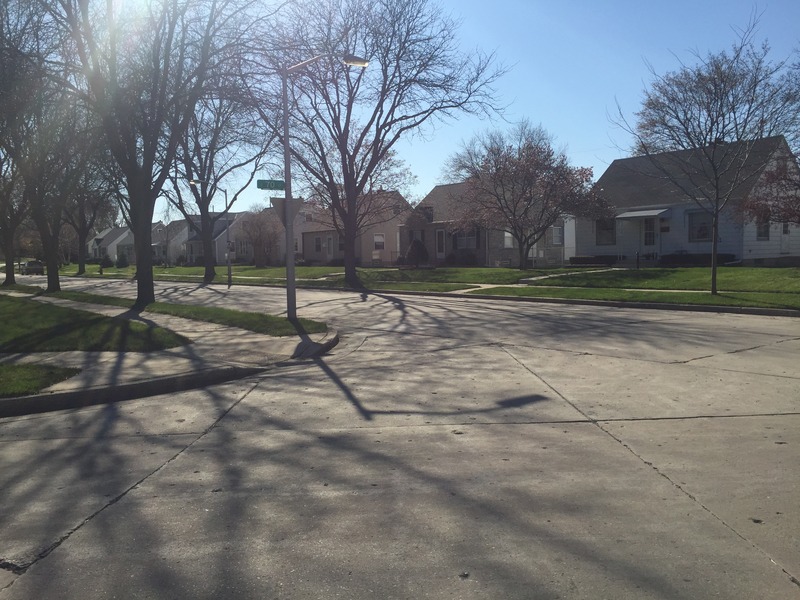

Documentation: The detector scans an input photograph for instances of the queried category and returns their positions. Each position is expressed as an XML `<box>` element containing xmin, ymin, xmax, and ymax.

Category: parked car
<box><xmin>21</xmin><ymin>260</ymin><xmax>44</xmax><ymax>275</ymax></box>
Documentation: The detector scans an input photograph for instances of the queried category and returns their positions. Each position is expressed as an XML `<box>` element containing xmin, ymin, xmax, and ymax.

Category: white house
<box><xmin>574</xmin><ymin>136</ymin><xmax>799</xmax><ymax>266</ymax></box>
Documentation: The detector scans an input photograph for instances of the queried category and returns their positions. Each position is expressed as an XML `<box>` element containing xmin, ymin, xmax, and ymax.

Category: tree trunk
<box><xmin>75</xmin><ymin>224</ymin><xmax>89</xmax><ymax>276</ymax></box>
<box><xmin>202</xmin><ymin>234</ymin><xmax>216</xmax><ymax>284</ymax></box>
<box><xmin>1</xmin><ymin>233</ymin><xmax>16</xmax><ymax>286</ymax></box>
<box><xmin>37</xmin><ymin>225</ymin><xmax>61</xmax><ymax>293</ymax></box>
<box><xmin>517</xmin><ymin>240</ymin><xmax>528</xmax><ymax>270</ymax></box>
<box><xmin>130</xmin><ymin>196</ymin><xmax>156</xmax><ymax>308</ymax></box>
<box><xmin>343</xmin><ymin>210</ymin><xmax>361</xmax><ymax>288</ymax></box>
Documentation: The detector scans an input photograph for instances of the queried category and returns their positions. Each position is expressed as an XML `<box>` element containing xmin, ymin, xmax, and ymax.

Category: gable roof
<box><xmin>302</xmin><ymin>190</ymin><xmax>411</xmax><ymax>233</ymax></box>
<box><xmin>185</xmin><ymin>213</ymin><xmax>240</xmax><ymax>243</ymax></box>
<box><xmin>597</xmin><ymin>136</ymin><xmax>787</xmax><ymax>210</ymax></box>
<box><xmin>415</xmin><ymin>182</ymin><xmax>470</xmax><ymax>223</ymax></box>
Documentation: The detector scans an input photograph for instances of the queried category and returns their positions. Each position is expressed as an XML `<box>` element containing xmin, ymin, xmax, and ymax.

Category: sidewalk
<box><xmin>0</xmin><ymin>295</ymin><xmax>338</xmax><ymax>418</ymax></box>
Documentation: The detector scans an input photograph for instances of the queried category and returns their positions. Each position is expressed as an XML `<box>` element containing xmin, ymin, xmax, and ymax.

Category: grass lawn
<box><xmin>524</xmin><ymin>267</ymin><xmax>800</xmax><ymax>293</ymax></box>
<box><xmin>53</xmin><ymin>264</ymin><xmax>800</xmax><ymax>311</ymax></box>
<box><xmin>0</xmin><ymin>365</ymin><xmax>81</xmax><ymax>398</ymax></box>
<box><xmin>50</xmin><ymin>291</ymin><xmax>327</xmax><ymax>336</ymax></box>
<box><xmin>0</xmin><ymin>295</ymin><xmax>190</xmax><ymax>352</ymax></box>
<box><xmin>469</xmin><ymin>286</ymin><xmax>800</xmax><ymax>310</ymax></box>
<box><xmin>0</xmin><ymin>294</ymin><xmax>190</xmax><ymax>397</ymax></box>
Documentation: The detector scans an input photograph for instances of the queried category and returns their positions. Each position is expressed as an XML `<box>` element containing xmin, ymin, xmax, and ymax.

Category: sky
<box><xmin>210</xmin><ymin>0</ymin><xmax>800</xmax><ymax>214</ymax></box>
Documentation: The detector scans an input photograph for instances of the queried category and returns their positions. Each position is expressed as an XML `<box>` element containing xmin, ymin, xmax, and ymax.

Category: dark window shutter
<box><xmin>475</xmin><ymin>229</ymin><xmax>480</xmax><ymax>245</ymax></box>
<box><xmin>421</xmin><ymin>230</ymin><xmax>425</xmax><ymax>244</ymax></box>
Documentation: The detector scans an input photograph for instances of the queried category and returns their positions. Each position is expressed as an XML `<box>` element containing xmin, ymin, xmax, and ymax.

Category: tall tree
<box><xmin>618</xmin><ymin>22</ymin><xmax>800</xmax><ymax>293</ymax></box>
<box><xmin>168</xmin><ymin>74</ymin><xmax>274</xmax><ymax>284</ymax></box>
<box><xmin>61</xmin><ymin>149</ymin><xmax>120</xmax><ymax>275</ymax></box>
<box><xmin>448</xmin><ymin>121</ymin><xmax>603</xmax><ymax>269</ymax></box>
<box><xmin>238</xmin><ymin>204</ymin><xmax>282</xmax><ymax>267</ymax></box>
<box><xmin>252</xmin><ymin>0</ymin><xmax>504</xmax><ymax>286</ymax></box>
<box><xmin>47</xmin><ymin>0</ymin><xmax>241</xmax><ymax>306</ymax></box>
<box><xmin>0</xmin><ymin>0</ymin><xmax>39</xmax><ymax>285</ymax></box>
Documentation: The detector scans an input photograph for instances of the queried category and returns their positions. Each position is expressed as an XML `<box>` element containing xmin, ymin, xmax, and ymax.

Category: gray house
<box><xmin>399</xmin><ymin>182</ymin><xmax>570</xmax><ymax>267</ymax></box>
<box><xmin>574</xmin><ymin>136</ymin><xmax>799</xmax><ymax>266</ymax></box>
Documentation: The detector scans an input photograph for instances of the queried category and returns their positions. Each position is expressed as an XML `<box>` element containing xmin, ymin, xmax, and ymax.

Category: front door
<box><xmin>642</xmin><ymin>218</ymin><xmax>657</xmax><ymax>260</ymax></box>
<box><xmin>780</xmin><ymin>223</ymin><xmax>790</xmax><ymax>254</ymax></box>
<box><xmin>435</xmin><ymin>229</ymin><xmax>446</xmax><ymax>261</ymax></box>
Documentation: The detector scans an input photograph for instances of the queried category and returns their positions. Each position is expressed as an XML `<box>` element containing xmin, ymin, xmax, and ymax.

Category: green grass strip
<box><xmin>49</xmin><ymin>291</ymin><xmax>327</xmax><ymax>336</ymax></box>
<box><xmin>0</xmin><ymin>364</ymin><xmax>81</xmax><ymax>398</ymax></box>
<box><xmin>0</xmin><ymin>295</ymin><xmax>190</xmax><ymax>352</ymax></box>
<box><xmin>468</xmin><ymin>286</ymin><xmax>800</xmax><ymax>310</ymax></box>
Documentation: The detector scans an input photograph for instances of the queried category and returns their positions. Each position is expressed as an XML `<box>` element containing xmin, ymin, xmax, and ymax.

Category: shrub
<box><xmin>115</xmin><ymin>254</ymin><xmax>129</xmax><ymax>268</ymax></box>
<box><xmin>405</xmin><ymin>239</ymin><xmax>429</xmax><ymax>267</ymax></box>
<box><xmin>100</xmin><ymin>255</ymin><xmax>114</xmax><ymax>268</ymax></box>
<box><xmin>658</xmin><ymin>253</ymin><xmax>736</xmax><ymax>267</ymax></box>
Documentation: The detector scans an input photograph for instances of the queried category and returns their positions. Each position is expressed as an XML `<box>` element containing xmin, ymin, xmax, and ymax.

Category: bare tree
<box><xmin>62</xmin><ymin>149</ymin><xmax>120</xmax><ymax>275</ymax></box>
<box><xmin>46</xmin><ymin>0</ymin><xmax>245</xmax><ymax>306</ymax></box>
<box><xmin>743</xmin><ymin>148</ymin><xmax>800</xmax><ymax>224</ymax></box>
<box><xmin>0</xmin><ymin>155</ymin><xmax>25</xmax><ymax>285</ymax></box>
<box><xmin>168</xmin><ymin>78</ymin><xmax>275</xmax><ymax>284</ymax></box>
<box><xmin>253</xmin><ymin>0</ymin><xmax>504</xmax><ymax>286</ymax></box>
<box><xmin>0</xmin><ymin>0</ymin><xmax>40</xmax><ymax>284</ymax></box>
<box><xmin>617</xmin><ymin>20</ymin><xmax>800</xmax><ymax>293</ymax></box>
<box><xmin>448</xmin><ymin>121</ymin><xmax>603</xmax><ymax>269</ymax></box>
<box><xmin>238</xmin><ymin>204</ymin><xmax>282</xmax><ymax>267</ymax></box>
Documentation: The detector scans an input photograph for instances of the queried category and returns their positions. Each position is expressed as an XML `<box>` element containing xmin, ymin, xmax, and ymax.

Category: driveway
<box><xmin>1</xmin><ymin>280</ymin><xmax>798</xmax><ymax>598</ymax></box>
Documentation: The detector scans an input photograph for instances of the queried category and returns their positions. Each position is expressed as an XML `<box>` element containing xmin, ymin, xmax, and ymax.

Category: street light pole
<box><xmin>281</xmin><ymin>53</ymin><xmax>368</xmax><ymax>321</ymax></box>
<box><xmin>282</xmin><ymin>67</ymin><xmax>296</xmax><ymax>320</ymax></box>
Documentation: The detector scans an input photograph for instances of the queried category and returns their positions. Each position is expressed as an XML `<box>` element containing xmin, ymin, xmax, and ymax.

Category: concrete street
<box><xmin>1</xmin><ymin>279</ymin><xmax>799</xmax><ymax>599</ymax></box>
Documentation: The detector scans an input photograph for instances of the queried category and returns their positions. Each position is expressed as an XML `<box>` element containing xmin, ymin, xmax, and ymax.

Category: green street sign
<box><xmin>257</xmin><ymin>179</ymin><xmax>285</xmax><ymax>191</ymax></box>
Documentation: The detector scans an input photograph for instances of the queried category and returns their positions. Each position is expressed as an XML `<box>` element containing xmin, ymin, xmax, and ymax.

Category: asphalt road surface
<box><xmin>1</xmin><ymin>279</ymin><xmax>799</xmax><ymax>599</ymax></box>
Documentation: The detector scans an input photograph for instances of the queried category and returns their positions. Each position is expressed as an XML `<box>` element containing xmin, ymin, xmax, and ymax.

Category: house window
<box><xmin>596</xmin><ymin>219</ymin><xmax>616</xmax><ymax>246</ymax></box>
<box><xmin>455</xmin><ymin>230</ymin><xmax>477</xmax><ymax>249</ymax></box>
<box><xmin>644</xmin><ymin>218</ymin><xmax>655</xmax><ymax>246</ymax></box>
<box><xmin>784</xmin><ymin>223</ymin><xmax>790</xmax><ymax>235</ymax></box>
<box><xmin>374</xmin><ymin>233</ymin><xmax>385</xmax><ymax>250</ymax></box>
<box><xmin>409</xmin><ymin>229</ymin><xmax>425</xmax><ymax>243</ymax></box>
<box><xmin>551</xmin><ymin>226</ymin><xmax>564</xmax><ymax>246</ymax></box>
<box><xmin>756</xmin><ymin>215</ymin><xmax>770</xmax><ymax>241</ymax></box>
<box><xmin>688</xmin><ymin>211</ymin><xmax>712</xmax><ymax>242</ymax></box>
<box><xmin>314</xmin><ymin>237</ymin><xmax>322</xmax><ymax>252</ymax></box>
<box><xmin>504</xmin><ymin>231</ymin><xmax>514</xmax><ymax>249</ymax></box>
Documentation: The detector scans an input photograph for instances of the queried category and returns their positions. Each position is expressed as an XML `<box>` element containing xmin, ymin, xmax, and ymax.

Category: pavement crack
<box><xmin>2</xmin><ymin>380</ymin><xmax>260</xmax><ymax>582</ymax></box>
<box><xmin>500</xmin><ymin>344</ymin><xmax>800</xmax><ymax>590</ymax></box>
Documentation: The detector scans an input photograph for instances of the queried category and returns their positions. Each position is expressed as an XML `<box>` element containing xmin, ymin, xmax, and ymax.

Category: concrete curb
<box><xmin>346</xmin><ymin>287</ymin><xmax>800</xmax><ymax>318</ymax></box>
<box><xmin>0</xmin><ymin>366</ymin><xmax>265</xmax><ymax>418</ymax></box>
<box><xmin>0</xmin><ymin>330</ymin><xmax>340</xmax><ymax>419</ymax></box>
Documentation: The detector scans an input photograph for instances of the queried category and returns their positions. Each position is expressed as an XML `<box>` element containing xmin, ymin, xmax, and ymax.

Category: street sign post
<box><xmin>257</xmin><ymin>179</ymin><xmax>285</xmax><ymax>191</ymax></box>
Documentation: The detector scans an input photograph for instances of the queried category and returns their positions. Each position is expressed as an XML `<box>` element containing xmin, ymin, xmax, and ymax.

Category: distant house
<box><xmin>574</xmin><ymin>136</ymin><xmax>800</xmax><ymax>266</ymax></box>
<box><xmin>88</xmin><ymin>226</ymin><xmax>130</xmax><ymax>262</ymax></box>
<box><xmin>231</xmin><ymin>206</ymin><xmax>286</xmax><ymax>266</ymax></box>
<box><xmin>152</xmin><ymin>220</ymin><xmax>190</xmax><ymax>266</ymax></box>
<box><xmin>183</xmin><ymin>214</ymin><xmax>241</xmax><ymax>266</ymax></box>
<box><xmin>301</xmin><ymin>190</ymin><xmax>410</xmax><ymax>266</ymax></box>
<box><xmin>399</xmin><ymin>182</ymin><xmax>571</xmax><ymax>267</ymax></box>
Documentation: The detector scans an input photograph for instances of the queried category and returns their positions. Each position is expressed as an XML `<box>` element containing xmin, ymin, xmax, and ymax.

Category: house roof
<box><xmin>415</xmin><ymin>182</ymin><xmax>470</xmax><ymax>222</ymax></box>
<box><xmin>93</xmin><ymin>226</ymin><xmax>130</xmax><ymax>249</ymax></box>
<box><xmin>302</xmin><ymin>190</ymin><xmax>411</xmax><ymax>233</ymax></box>
<box><xmin>596</xmin><ymin>136</ymin><xmax>787</xmax><ymax>210</ymax></box>
<box><xmin>185</xmin><ymin>213</ymin><xmax>240</xmax><ymax>243</ymax></box>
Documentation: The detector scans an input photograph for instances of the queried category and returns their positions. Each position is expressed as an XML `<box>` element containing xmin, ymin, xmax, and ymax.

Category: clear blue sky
<box><xmin>220</xmin><ymin>0</ymin><xmax>800</xmax><ymax>214</ymax></box>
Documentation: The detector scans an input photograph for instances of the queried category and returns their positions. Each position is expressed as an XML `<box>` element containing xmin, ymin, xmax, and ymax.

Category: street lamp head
<box><xmin>341</xmin><ymin>54</ymin><xmax>369</xmax><ymax>68</ymax></box>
